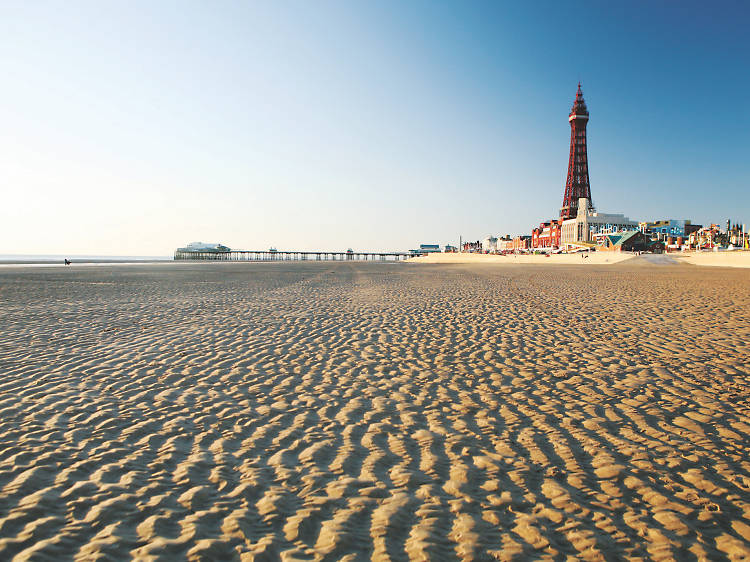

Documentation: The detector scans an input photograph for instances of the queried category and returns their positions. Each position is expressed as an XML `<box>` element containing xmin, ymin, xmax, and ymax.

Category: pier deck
<box><xmin>174</xmin><ymin>250</ymin><xmax>412</xmax><ymax>262</ymax></box>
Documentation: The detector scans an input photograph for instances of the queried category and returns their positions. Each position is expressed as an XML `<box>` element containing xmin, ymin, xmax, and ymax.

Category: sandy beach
<box><xmin>410</xmin><ymin>250</ymin><xmax>750</xmax><ymax>268</ymax></box>
<box><xmin>673</xmin><ymin>251</ymin><xmax>750</xmax><ymax>268</ymax></box>
<box><xmin>0</xmin><ymin>261</ymin><xmax>748</xmax><ymax>559</ymax></box>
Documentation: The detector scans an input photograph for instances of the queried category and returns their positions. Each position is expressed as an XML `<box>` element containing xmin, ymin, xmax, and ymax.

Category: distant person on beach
<box><xmin>64</xmin><ymin>258</ymin><xmax>71</xmax><ymax>266</ymax></box>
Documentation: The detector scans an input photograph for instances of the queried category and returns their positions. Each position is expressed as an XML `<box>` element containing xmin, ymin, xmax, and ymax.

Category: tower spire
<box><xmin>560</xmin><ymin>83</ymin><xmax>593</xmax><ymax>220</ymax></box>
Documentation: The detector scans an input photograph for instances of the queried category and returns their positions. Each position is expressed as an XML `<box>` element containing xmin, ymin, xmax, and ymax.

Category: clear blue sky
<box><xmin>1</xmin><ymin>1</ymin><xmax>748</xmax><ymax>254</ymax></box>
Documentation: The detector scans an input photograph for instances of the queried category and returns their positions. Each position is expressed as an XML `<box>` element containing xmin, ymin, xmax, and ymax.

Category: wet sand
<box><xmin>0</xmin><ymin>261</ymin><xmax>748</xmax><ymax>559</ymax></box>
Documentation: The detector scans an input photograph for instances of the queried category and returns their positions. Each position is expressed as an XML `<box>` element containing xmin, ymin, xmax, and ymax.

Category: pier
<box><xmin>173</xmin><ymin>249</ymin><xmax>413</xmax><ymax>262</ymax></box>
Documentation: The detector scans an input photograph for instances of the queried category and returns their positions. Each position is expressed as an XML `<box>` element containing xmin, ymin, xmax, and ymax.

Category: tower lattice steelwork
<box><xmin>560</xmin><ymin>84</ymin><xmax>593</xmax><ymax>220</ymax></box>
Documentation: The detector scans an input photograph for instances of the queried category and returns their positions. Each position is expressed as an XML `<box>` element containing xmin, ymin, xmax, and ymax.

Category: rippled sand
<box><xmin>0</xmin><ymin>262</ymin><xmax>749</xmax><ymax>560</ymax></box>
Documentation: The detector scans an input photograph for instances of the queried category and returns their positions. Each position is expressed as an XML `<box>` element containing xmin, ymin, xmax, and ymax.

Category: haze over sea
<box><xmin>0</xmin><ymin>255</ymin><xmax>171</xmax><ymax>265</ymax></box>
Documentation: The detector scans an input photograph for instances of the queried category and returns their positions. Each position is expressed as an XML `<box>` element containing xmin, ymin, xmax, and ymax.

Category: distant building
<box><xmin>512</xmin><ymin>236</ymin><xmax>531</xmax><ymax>251</ymax></box>
<box><xmin>639</xmin><ymin>219</ymin><xmax>699</xmax><ymax>241</ymax></box>
<box><xmin>410</xmin><ymin>244</ymin><xmax>441</xmax><ymax>255</ymax></box>
<box><xmin>560</xmin><ymin>198</ymin><xmax>639</xmax><ymax>248</ymax></box>
<box><xmin>532</xmin><ymin>220</ymin><xmax>562</xmax><ymax>249</ymax></box>
<box><xmin>482</xmin><ymin>236</ymin><xmax>498</xmax><ymax>252</ymax></box>
<box><xmin>725</xmin><ymin>221</ymin><xmax>749</xmax><ymax>248</ymax></box>
<box><xmin>419</xmin><ymin>244</ymin><xmax>440</xmax><ymax>252</ymax></box>
<box><xmin>599</xmin><ymin>231</ymin><xmax>662</xmax><ymax>253</ymax></box>
<box><xmin>688</xmin><ymin>225</ymin><xmax>724</xmax><ymax>249</ymax></box>
<box><xmin>462</xmin><ymin>240</ymin><xmax>482</xmax><ymax>253</ymax></box>
<box><xmin>496</xmin><ymin>236</ymin><xmax>513</xmax><ymax>252</ymax></box>
<box><xmin>444</xmin><ymin>245</ymin><xmax>458</xmax><ymax>253</ymax></box>
<box><xmin>177</xmin><ymin>242</ymin><xmax>231</xmax><ymax>253</ymax></box>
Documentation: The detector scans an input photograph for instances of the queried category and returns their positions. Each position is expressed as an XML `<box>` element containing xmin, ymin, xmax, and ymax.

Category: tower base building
<box><xmin>560</xmin><ymin>198</ymin><xmax>638</xmax><ymax>248</ymax></box>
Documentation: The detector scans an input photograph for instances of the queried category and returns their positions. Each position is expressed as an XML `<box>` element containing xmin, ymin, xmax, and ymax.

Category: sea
<box><xmin>0</xmin><ymin>254</ymin><xmax>172</xmax><ymax>266</ymax></box>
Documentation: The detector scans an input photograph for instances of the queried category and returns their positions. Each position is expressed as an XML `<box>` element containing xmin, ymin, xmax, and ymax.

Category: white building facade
<box><xmin>482</xmin><ymin>236</ymin><xmax>498</xmax><ymax>252</ymax></box>
<box><xmin>497</xmin><ymin>237</ymin><xmax>514</xmax><ymax>252</ymax></box>
<box><xmin>561</xmin><ymin>198</ymin><xmax>639</xmax><ymax>247</ymax></box>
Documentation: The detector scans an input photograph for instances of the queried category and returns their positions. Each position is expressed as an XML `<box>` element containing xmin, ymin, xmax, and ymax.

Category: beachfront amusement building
<box><xmin>560</xmin><ymin>197</ymin><xmax>639</xmax><ymax>249</ymax></box>
<box><xmin>639</xmin><ymin>219</ymin><xmax>700</xmax><ymax>241</ymax></box>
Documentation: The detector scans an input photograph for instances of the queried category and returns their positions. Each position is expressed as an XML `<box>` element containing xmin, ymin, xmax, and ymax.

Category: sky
<box><xmin>1</xmin><ymin>0</ymin><xmax>748</xmax><ymax>255</ymax></box>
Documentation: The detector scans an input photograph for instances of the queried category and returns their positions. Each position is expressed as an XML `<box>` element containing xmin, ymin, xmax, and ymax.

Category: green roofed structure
<box><xmin>599</xmin><ymin>231</ymin><xmax>663</xmax><ymax>253</ymax></box>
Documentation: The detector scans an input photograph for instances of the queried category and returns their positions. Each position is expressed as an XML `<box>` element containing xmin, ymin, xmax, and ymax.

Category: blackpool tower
<box><xmin>560</xmin><ymin>84</ymin><xmax>594</xmax><ymax>220</ymax></box>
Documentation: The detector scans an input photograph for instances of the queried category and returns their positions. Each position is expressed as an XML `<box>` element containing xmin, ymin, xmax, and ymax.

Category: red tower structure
<box><xmin>560</xmin><ymin>84</ymin><xmax>593</xmax><ymax>220</ymax></box>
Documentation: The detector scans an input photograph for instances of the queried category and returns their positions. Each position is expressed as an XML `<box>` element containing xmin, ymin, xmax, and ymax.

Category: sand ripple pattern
<box><xmin>0</xmin><ymin>262</ymin><xmax>749</xmax><ymax>560</ymax></box>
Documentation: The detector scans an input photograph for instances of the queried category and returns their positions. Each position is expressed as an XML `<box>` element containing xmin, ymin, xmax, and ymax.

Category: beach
<box><xmin>0</xmin><ymin>261</ymin><xmax>748</xmax><ymax>559</ymax></box>
<box><xmin>673</xmin><ymin>251</ymin><xmax>750</xmax><ymax>268</ymax></box>
<box><xmin>410</xmin><ymin>250</ymin><xmax>750</xmax><ymax>268</ymax></box>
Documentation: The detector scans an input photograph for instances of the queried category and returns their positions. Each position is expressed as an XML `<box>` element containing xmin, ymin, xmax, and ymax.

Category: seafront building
<box><xmin>598</xmin><ymin>231</ymin><xmax>663</xmax><ymax>253</ymax></box>
<box><xmin>479</xmin><ymin>235</ymin><xmax>515</xmax><ymax>253</ymax></box>
<box><xmin>513</xmin><ymin>236</ymin><xmax>531</xmax><ymax>251</ymax></box>
<box><xmin>481</xmin><ymin>235</ymin><xmax>498</xmax><ymax>252</ymax></box>
<box><xmin>560</xmin><ymin>197</ymin><xmax>639</xmax><ymax>248</ymax></box>
<box><xmin>725</xmin><ymin>221</ymin><xmax>749</xmax><ymax>248</ymax></box>
<box><xmin>409</xmin><ymin>244</ymin><xmax>441</xmax><ymax>255</ymax></box>
<box><xmin>532</xmin><ymin>220</ymin><xmax>562</xmax><ymax>249</ymax></box>
<box><xmin>462</xmin><ymin>240</ymin><xmax>482</xmax><ymax>253</ymax></box>
<box><xmin>497</xmin><ymin>236</ymin><xmax>513</xmax><ymax>252</ymax></box>
<box><xmin>685</xmin><ymin>224</ymin><xmax>742</xmax><ymax>250</ymax></box>
<box><xmin>639</xmin><ymin>219</ymin><xmax>700</xmax><ymax>241</ymax></box>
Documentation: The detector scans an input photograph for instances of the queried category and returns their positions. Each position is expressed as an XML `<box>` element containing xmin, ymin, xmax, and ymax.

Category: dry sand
<box><xmin>411</xmin><ymin>250</ymin><xmax>750</xmax><ymax>268</ymax></box>
<box><xmin>673</xmin><ymin>251</ymin><xmax>750</xmax><ymax>269</ymax></box>
<box><xmin>0</xmin><ymin>261</ymin><xmax>749</xmax><ymax>560</ymax></box>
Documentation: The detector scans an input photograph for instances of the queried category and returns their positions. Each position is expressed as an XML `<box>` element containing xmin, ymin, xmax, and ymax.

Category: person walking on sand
<box><xmin>64</xmin><ymin>258</ymin><xmax>70</xmax><ymax>266</ymax></box>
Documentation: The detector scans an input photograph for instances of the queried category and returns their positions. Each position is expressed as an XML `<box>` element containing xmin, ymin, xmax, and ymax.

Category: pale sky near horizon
<box><xmin>1</xmin><ymin>1</ymin><xmax>748</xmax><ymax>255</ymax></box>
